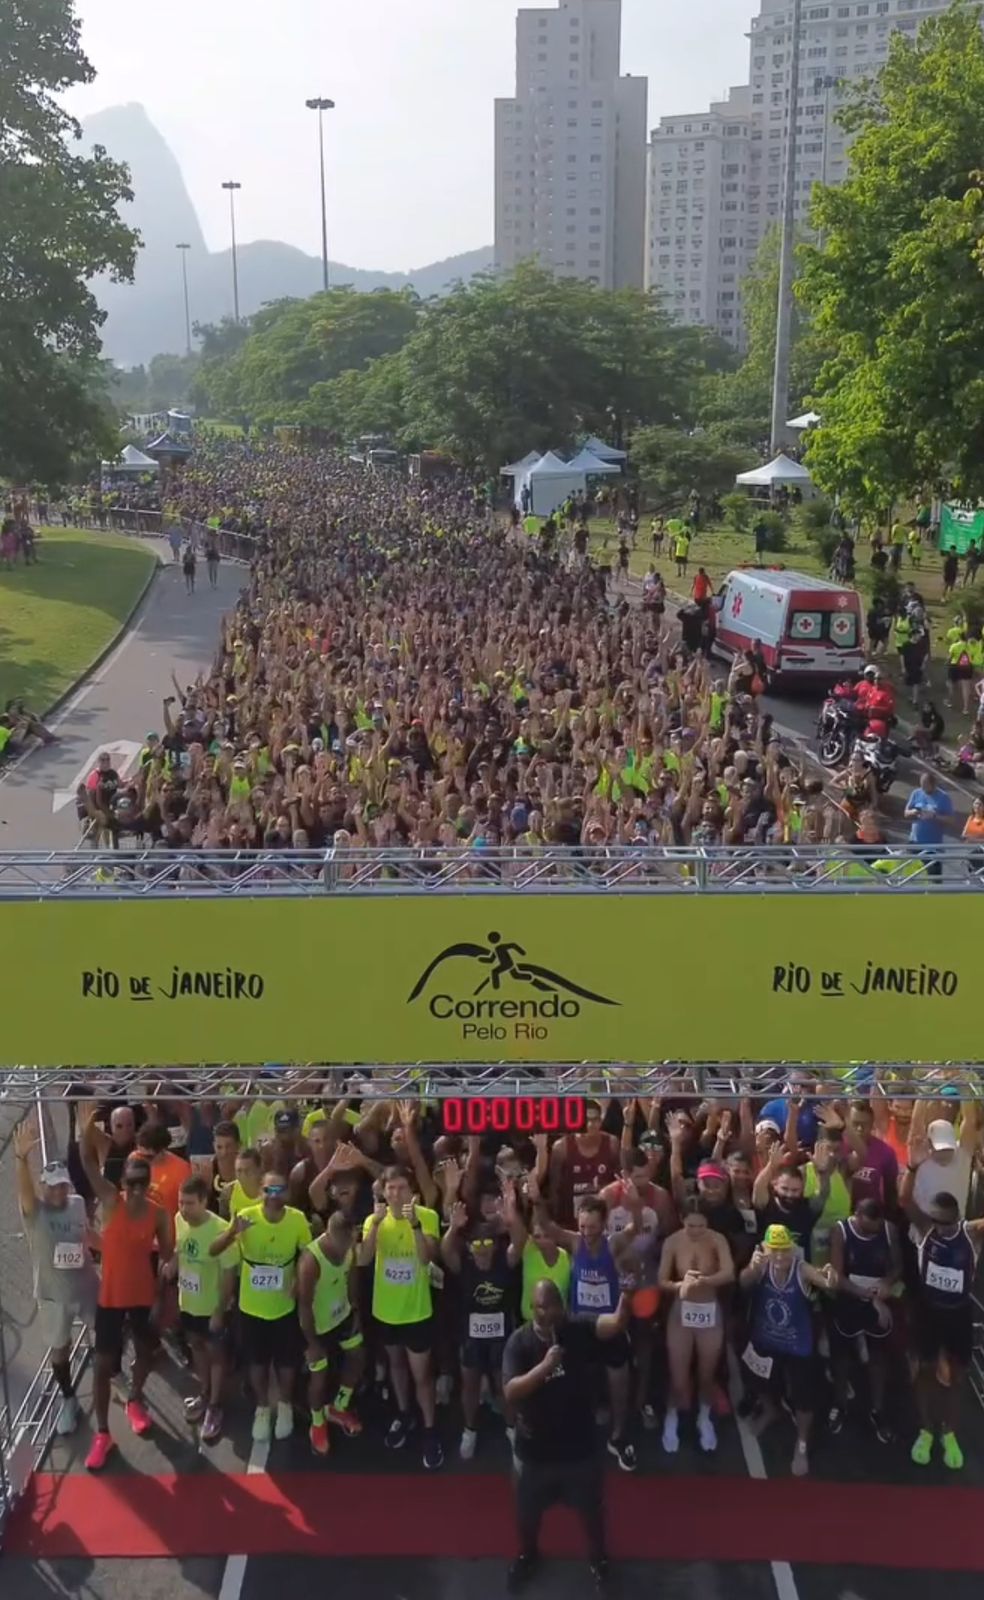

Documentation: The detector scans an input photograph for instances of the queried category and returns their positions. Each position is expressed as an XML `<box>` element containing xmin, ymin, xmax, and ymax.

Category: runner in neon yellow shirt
<box><xmin>168</xmin><ymin>1174</ymin><xmax>238</xmax><ymax>1441</ymax></box>
<box><xmin>359</xmin><ymin>1167</ymin><xmax>443</xmax><ymax>1468</ymax></box>
<box><xmin>297</xmin><ymin>1212</ymin><xmax>365</xmax><ymax>1455</ymax></box>
<box><xmin>219</xmin><ymin>1176</ymin><xmax>311</xmax><ymax>1444</ymax></box>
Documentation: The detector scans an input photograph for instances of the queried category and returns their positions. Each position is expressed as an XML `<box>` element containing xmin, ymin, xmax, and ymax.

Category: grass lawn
<box><xmin>198</xmin><ymin>418</ymin><xmax>245</xmax><ymax>438</ymax></box>
<box><xmin>0</xmin><ymin>526</ymin><xmax>156</xmax><ymax>712</ymax></box>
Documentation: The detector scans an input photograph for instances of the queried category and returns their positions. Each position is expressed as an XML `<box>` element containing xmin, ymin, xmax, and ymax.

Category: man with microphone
<box><xmin>502</xmin><ymin>1276</ymin><xmax>633</xmax><ymax>1593</ymax></box>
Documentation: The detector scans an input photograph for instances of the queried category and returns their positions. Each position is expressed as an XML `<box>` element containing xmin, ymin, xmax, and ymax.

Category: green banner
<box><xmin>940</xmin><ymin>503</ymin><xmax>984</xmax><ymax>554</ymax></box>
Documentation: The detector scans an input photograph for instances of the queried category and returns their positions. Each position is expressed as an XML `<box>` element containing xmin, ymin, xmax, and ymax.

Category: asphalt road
<box><xmin>0</xmin><ymin>547</ymin><xmax>239</xmax><ymax>851</ymax></box>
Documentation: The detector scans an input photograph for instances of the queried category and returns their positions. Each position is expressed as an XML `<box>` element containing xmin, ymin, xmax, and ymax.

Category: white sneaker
<box><xmin>661</xmin><ymin>1410</ymin><xmax>680</xmax><ymax>1454</ymax></box>
<box><xmin>697</xmin><ymin>1410</ymin><xmax>717</xmax><ymax>1453</ymax></box>
<box><xmin>274</xmin><ymin>1401</ymin><xmax>294</xmax><ymax>1440</ymax></box>
<box><xmin>55</xmin><ymin>1396</ymin><xmax>79</xmax><ymax>1436</ymax></box>
<box><xmin>459</xmin><ymin>1427</ymin><xmax>478</xmax><ymax>1460</ymax></box>
<box><xmin>791</xmin><ymin>1440</ymin><xmax>809</xmax><ymax>1477</ymax></box>
<box><xmin>251</xmin><ymin>1406</ymin><xmax>271</xmax><ymax>1442</ymax></box>
<box><xmin>435</xmin><ymin>1374</ymin><xmax>453</xmax><ymax>1406</ymax></box>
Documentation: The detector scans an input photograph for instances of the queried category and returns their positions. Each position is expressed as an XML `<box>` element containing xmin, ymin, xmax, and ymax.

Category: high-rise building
<box><xmin>645</xmin><ymin>87</ymin><xmax>751</xmax><ymax>346</ymax></box>
<box><xmin>494</xmin><ymin>1</ymin><xmax>648</xmax><ymax>289</ymax></box>
<box><xmin>647</xmin><ymin>0</ymin><xmax>952</xmax><ymax>345</ymax></box>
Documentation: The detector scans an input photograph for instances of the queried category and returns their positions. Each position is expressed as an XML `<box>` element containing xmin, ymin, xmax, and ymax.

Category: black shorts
<box><xmin>831</xmin><ymin>1297</ymin><xmax>892</xmax><ymax>1345</ymax></box>
<box><xmin>377</xmin><ymin>1316</ymin><xmax>434</xmax><ymax>1355</ymax></box>
<box><xmin>948</xmin><ymin>664</ymin><xmax>973</xmax><ymax>682</ymax></box>
<box><xmin>461</xmin><ymin>1334</ymin><xmax>507</xmax><ymax>1374</ymax></box>
<box><xmin>94</xmin><ymin>1304</ymin><xmax>154</xmax><ymax>1358</ymax></box>
<box><xmin>597</xmin><ymin>1330</ymin><xmax>631</xmax><ymax>1371</ymax></box>
<box><xmin>317</xmin><ymin>1310</ymin><xmax>363</xmax><ymax>1362</ymax></box>
<box><xmin>180</xmin><ymin>1310</ymin><xmax>222</xmax><ymax>1342</ymax></box>
<box><xmin>746</xmin><ymin>1343</ymin><xmax>816</xmax><ymax>1411</ymax></box>
<box><xmin>914</xmin><ymin>1300</ymin><xmax>973</xmax><ymax>1367</ymax></box>
<box><xmin>240</xmin><ymin>1309</ymin><xmax>301</xmax><ymax>1369</ymax></box>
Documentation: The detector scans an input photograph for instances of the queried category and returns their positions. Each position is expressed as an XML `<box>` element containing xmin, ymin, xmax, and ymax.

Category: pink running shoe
<box><xmin>125</xmin><ymin>1398</ymin><xmax>153</xmax><ymax>1436</ymax></box>
<box><xmin>85</xmin><ymin>1431</ymin><xmax>115</xmax><ymax>1472</ymax></box>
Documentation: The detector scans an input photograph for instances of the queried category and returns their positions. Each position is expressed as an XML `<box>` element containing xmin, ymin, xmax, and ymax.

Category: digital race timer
<box><xmin>441</xmin><ymin>1095</ymin><xmax>587</xmax><ymax>1136</ymax></box>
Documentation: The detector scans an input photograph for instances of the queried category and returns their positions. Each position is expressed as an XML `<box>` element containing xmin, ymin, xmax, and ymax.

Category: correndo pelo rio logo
<box><xmin>407</xmin><ymin>931</ymin><xmax>618</xmax><ymax>1044</ymax></box>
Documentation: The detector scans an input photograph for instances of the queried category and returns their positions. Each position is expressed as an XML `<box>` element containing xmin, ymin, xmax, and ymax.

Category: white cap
<box><xmin>39</xmin><ymin>1161</ymin><xmax>72</xmax><ymax>1188</ymax></box>
<box><xmin>928</xmin><ymin>1118</ymin><xmax>958</xmax><ymax>1152</ymax></box>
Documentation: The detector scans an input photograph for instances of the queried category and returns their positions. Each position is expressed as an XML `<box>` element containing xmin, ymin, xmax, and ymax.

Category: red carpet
<box><xmin>6</xmin><ymin>1471</ymin><xmax>984</xmax><ymax>1569</ymax></box>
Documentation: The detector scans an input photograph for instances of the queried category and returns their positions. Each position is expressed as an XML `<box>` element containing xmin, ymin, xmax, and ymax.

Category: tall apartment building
<box><xmin>645</xmin><ymin>87</ymin><xmax>751</xmax><ymax>346</ymax></box>
<box><xmin>494</xmin><ymin>0</ymin><xmax>648</xmax><ymax>290</ymax></box>
<box><xmin>647</xmin><ymin>0</ymin><xmax>951</xmax><ymax>344</ymax></box>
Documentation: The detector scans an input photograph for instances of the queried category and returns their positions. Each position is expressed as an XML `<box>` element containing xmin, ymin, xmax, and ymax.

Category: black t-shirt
<box><xmin>502</xmin><ymin>1318</ymin><xmax>599</xmax><ymax>1463</ymax></box>
<box><xmin>755</xmin><ymin>1195</ymin><xmax>815</xmax><ymax>1261</ymax></box>
<box><xmin>698</xmin><ymin>1198</ymin><xmax>749</xmax><ymax>1257</ymax></box>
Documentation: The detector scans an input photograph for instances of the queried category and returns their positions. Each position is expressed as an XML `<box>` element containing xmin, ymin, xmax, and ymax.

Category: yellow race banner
<box><xmin>0</xmin><ymin>896</ymin><xmax>973</xmax><ymax>1065</ymax></box>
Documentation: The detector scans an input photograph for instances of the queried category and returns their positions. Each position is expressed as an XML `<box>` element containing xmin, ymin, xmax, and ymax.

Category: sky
<box><xmin>65</xmin><ymin>0</ymin><xmax>754</xmax><ymax>273</ymax></box>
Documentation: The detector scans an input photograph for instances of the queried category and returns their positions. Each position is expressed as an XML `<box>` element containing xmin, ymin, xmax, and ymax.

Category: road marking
<box><xmin>217</xmin><ymin>1435</ymin><xmax>269</xmax><ymax>1600</ymax></box>
<box><xmin>727</xmin><ymin>1347</ymin><xmax>802</xmax><ymax>1600</ymax></box>
<box><xmin>52</xmin><ymin>740</ymin><xmax>143</xmax><ymax>812</ymax></box>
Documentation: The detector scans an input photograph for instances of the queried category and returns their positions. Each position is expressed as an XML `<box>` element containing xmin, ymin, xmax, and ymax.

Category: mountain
<box><xmin>80</xmin><ymin>105</ymin><xmax>493</xmax><ymax>367</ymax></box>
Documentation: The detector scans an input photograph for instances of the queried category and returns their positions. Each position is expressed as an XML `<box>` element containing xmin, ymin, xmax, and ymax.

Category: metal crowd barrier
<box><xmin>0</xmin><ymin>844</ymin><xmax>982</xmax><ymax>897</ymax></box>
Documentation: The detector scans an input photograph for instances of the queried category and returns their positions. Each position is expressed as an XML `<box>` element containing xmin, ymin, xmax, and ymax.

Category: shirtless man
<box><xmin>658</xmin><ymin>1201</ymin><xmax>734</xmax><ymax>1454</ymax></box>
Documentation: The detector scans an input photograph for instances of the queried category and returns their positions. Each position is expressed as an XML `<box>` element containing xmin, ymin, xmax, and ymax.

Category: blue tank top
<box><xmin>570</xmin><ymin>1236</ymin><xmax>620</xmax><ymax>1320</ymax></box>
<box><xmin>837</xmin><ymin>1218</ymin><xmax>893</xmax><ymax>1287</ymax></box>
<box><xmin>918</xmin><ymin>1224</ymin><xmax>977</xmax><ymax>1311</ymax></box>
<box><xmin>751</xmin><ymin>1260</ymin><xmax>814</xmax><ymax>1357</ymax></box>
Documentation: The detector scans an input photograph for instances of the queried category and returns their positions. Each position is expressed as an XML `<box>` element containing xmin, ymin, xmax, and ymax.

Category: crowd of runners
<box><xmin>13</xmin><ymin>1079</ymin><xmax>984</xmax><ymax>1494</ymax></box>
<box><xmin>77</xmin><ymin>437</ymin><xmax>919</xmax><ymax>854</ymax></box>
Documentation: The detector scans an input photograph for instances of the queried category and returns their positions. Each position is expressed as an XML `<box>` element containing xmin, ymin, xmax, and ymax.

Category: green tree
<box><xmin>0</xmin><ymin>0</ymin><xmax>138</xmax><ymax>482</ymax></box>
<box><xmin>799</xmin><ymin>3</ymin><xmax>984</xmax><ymax>508</ymax></box>
<box><xmin>631</xmin><ymin>425</ymin><xmax>756</xmax><ymax>510</ymax></box>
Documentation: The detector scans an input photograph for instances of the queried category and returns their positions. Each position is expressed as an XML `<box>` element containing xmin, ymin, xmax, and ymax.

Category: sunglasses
<box><xmin>263</xmin><ymin>1185</ymin><xmax>287</xmax><ymax>1199</ymax></box>
<box><xmin>469</xmin><ymin>1238</ymin><xmax>495</xmax><ymax>1251</ymax></box>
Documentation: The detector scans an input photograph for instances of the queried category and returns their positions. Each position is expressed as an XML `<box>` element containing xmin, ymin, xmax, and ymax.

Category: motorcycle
<box><xmin>816</xmin><ymin>694</ymin><xmax>856</xmax><ymax>768</ymax></box>
<box><xmin>852</xmin><ymin>732</ymin><xmax>904</xmax><ymax>795</ymax></box>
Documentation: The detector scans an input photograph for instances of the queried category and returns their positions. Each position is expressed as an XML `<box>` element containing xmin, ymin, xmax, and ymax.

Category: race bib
<box><xmin>429</xmin><ymin>1262</ymin><xmax>445</xmax><ymax>1291</ymax></box>
<box><xmin>179</xmin><ymin>1269</ymin><xmax>202</xmax><ymax>1297</ymax></box>
<box><xmin>742</xmin><ymin>1342</ymin><xmax>773</xmax><ymax>1380</ymax></box>
<box><xmin>53</xmin><ymin>1241</ymin><xmax>84</xmax><ymax>1271</ymax></box>
<box><xmin>848</xmin><ymin>1274</ymin><xmax>880</xmax><ymax>1295</ymax></box>
<box><xmin>575</xmin><ymin>1277</ymin><xmax>612</xmax><ymax>1311</ymax></box>
<box><xmin>383</xmin><ymin>1259</ymin><xmax>417</xmax><ymax>1287</ymax></box>
<box><xmin>324</xmin><ymin>1301</ymin><xmax>346</xmax><ymax>1326</ymax></box>
<box><xmin>681</xmin><ymin>1299</ymin><xmax>717</xmax><ymax>1330</ymax></box>
<box><xmin>926</xmin><ymin>1262</ymin><xmax>964</xmax><ymax>1295</ymax></box>
<box><xmin>249</xmin><ymin>1265</ymin><xmax>284</xmax><ymax>1293</ymax></box>
<box><xmin>468</xmin><ymin>1311</ymin><xmax>505</xmax><ymax>1340</ymax></box>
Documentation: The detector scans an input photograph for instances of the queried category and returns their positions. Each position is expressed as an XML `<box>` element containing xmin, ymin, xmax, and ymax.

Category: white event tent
<box><xmin>787</xmin><ymin>411</ymin><xmax>821</xmax><ymax>431</ymax></box>
<box><xmin>102</xmin><ymin>444</ymin><xmax>160</xmax><ymax>476</ymax></box>
<box><xmin>520</xmin><ymin>451</ymin><xmax>585</xmax><ymax>516</ymax></box>
<box><xmin>501</xmin><ymin>450</ymin><xmax>541</xmax><ymax>478</ymax></box>
<box><xmin>583</xmin><ymin>435</ymin><xmax>628</xmax><ymax>463</ymax></box>
<box><xmin>735</xmin><ymin>453</ymin><xmax>813</xmax><ymax>491</ymax></box>
<box><xmin>567</xmin><ymin>447</ymin><xmax>621</xmax><ymax>478</ymax></box>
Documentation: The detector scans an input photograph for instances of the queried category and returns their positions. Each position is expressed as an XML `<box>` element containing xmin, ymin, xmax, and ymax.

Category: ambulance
<box><xmin>711</xmin><ymin>568</ymin><xmax>865</xmax><ymax>687</ymax></box>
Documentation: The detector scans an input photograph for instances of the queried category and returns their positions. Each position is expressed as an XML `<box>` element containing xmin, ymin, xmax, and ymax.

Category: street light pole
<box><xmin>176</xmin><ymin>242</ymin><xmax>192</xmax><ymax>356</ymax></box>
<box><xmin>770</xmin><ymin>0</ymin><xmax>803</xmax><ymax>456</ymax></box>
<box><xmin>813</xmin><ymin>73</ymin><xmax>838</xmax><ymax>252</ymax></box>
<box><xmin>221</xmin><ymin>180</ymin><xmax>242</xmax><ymax>323</ymax></box>
<box><xmin>305</xmin><ymin>97</ymin><xmax>335</xmax><ymax>292</ymax></box>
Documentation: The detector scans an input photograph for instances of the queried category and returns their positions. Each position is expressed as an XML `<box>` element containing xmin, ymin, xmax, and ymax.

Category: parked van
<box><xmin>711</xmin><ymin>568</ymin><xmax>865</xmax><ymax>687</ymax></box>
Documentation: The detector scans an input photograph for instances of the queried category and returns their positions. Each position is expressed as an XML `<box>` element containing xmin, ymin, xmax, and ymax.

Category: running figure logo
<box><xmin>407</xmin><ymin>931</ymin><xmax>618</xmax><ymax>1006</ymax></box>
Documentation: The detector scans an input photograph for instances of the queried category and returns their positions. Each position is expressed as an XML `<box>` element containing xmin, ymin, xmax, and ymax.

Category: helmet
<box><xmin>862</xmin><ymin>665</ymin><xmax>878</xmax><ymax>679</ymax></box>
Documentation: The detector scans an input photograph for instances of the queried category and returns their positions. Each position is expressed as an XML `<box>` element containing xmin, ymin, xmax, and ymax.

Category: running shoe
<box><xmin>309</xmin><ymin>1420</ymin><xmax>330</xmax><ymax>1457</ymax></box>
<box><xmin>435</xmin><ymin>1374</ymin><xmax>454</xmax><ymax>1406</ymax></box>
<box><xmin>941</xmin><ymin>1431</ymin><xmax>964</xmax><ymax>1471</ymax></box>
<box><xmin>55</xmin><ymin>1396</ymin><xmax>79</xmax><ymax>1436</ymax></box>
<box><xmin>384</xmin><ymin>1413</ymin><xmax>416</xmax><ymax>1450</ymax></box>
<box><xmin>589</xmin><ymin>1559</ymin><xmax>613</xmax><ymax>1595</ymax></box>
<box><xmin>183</xmin><ymin>1394</ymin><xmax>206</xmax><ymax>1423</ymax></box>
<box><xmin>911</xmin><ymin>1428</ymin><xmax>933</xmax><ymax>1466</ymax></box>
<box><xmin>507</xmin><ymin>1556</ymin><xmax>539</xmax><ymax>1594</ymax></box>
<box><xmin>459</xmin><ymin>1426</ymin><xmax>478</xmax><ymax>1461</ymax></box>
<box><xmin>827</xmin><ymin>1404</ymin><xmax>845</xmax><ymax>1436</ymax></box>
<box><xmin>791</xmin><ymin>1440</ymin><xmax>809</xmax><ymax>1478</ymax></box>
<box><xmin>606</xmin><ymin>1435</ymin><xmax>637</xmax><ymax>1472</ymax></box>
<box><xmin>662</xmin><ymin>1411</ymin><xmax>680</xmax><ymax>1454</ymax></box>
<box><xmin>125</xmin><ymin>1398</ymin><xmax>152</xmax><ymax>1436</ymax></box>
<box><xmin>326</xmin><ymin>1404</ymin><xmax>363</xmax><ymax>1436</ymax></box>
<box><xmin>422</xmin><ymin>1428</ymin><xmax>444</xmax><ymax>1470</ymax></box>
<box><xmin>201</xmin><ymin>1406</ymin><xmax>223</xmax><ymax>1444</ymax></box>
<box><xmin>274</xmin><ymin>1401</ymin><xmax>294</xmax><ymax>1440</ymax></box>
<box><xmin>640</xmin><ymin>1404</ymin><xmax>658</xmax><ymax>1432</ymax></box>
<box><xmin>869</xmin><ymin>1409</ymin><xmax>893</xmax><ymax>1445</ymax></box>
<box><xmin>85</xmin><ymin>1431</ymin><xmax>115</xmax><ymax>1472</ymax></box>
<box><xmin>697</xmin><ymin>1412</ymin><xmax>718</xmax><ymax>1453</ymax></box>
<box><xmin>251</xmin><ymin>1405</ymin><xmax>272</xmax><ymax>1443</ymax></box>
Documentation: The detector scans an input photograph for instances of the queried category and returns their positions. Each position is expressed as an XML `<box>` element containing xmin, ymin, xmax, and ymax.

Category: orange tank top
<box><xmin>99</xmin><ymin>1199</ymin><xmax>163</xmax><ymax>1309</ymax></box>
